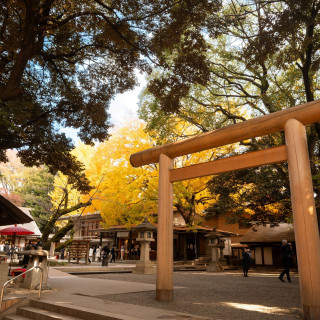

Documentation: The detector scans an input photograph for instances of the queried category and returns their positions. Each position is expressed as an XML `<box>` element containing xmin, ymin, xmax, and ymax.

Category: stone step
<box><xmin>1</xmin><ymin>297</ymin><xmax>24</xmax><ymax>312</ymax></box>
<box><xmin>3</xmin><ymin>299</ymin><xmax>130</xmax><ymax>320</ymax></box>
<box><xmin>30</xmin><ymin>300</ymin><xmax>125</xmax><ymax>320</ymax></box>
<box><xmin>3</xmin><ymin>314</ymin><xmax>30</xmax><ymax>320</ymax></box>
<box><xmin>17</xmin><ymin>306</ymin><xmax>81</xmax><ymax>320</ymax></box>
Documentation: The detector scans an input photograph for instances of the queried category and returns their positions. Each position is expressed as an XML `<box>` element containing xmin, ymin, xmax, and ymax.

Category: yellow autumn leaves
<box><xmin>50</xmin><ymin>120</ymin><xmax>237</xmax><ymax>228</ymax></box>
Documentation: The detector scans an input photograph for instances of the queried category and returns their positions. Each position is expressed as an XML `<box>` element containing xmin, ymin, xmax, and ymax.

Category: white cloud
<box><xmin>61</xmin><ymin>72</ymin><xmax>147</xmax><ymax>144</ymax></box>
<box><xmin>109</xmin><ymin>72</ymin><xmax>146</xmax><ymax>126</ymax></box>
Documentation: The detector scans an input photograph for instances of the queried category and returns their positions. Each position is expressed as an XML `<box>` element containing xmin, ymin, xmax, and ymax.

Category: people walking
<box><xmin>4</xmin><ymin>243</ymin><xmax>10</xmax><ymax>255</ymax></box>
<box><xmin>93</xmin><ymin>245</ymin><xmax>97</xmax><ymax>261</ymax></box>
<box><xmin>242</xmin><ymin>248</ymin><xmax>251</xmax><ymax>277</ymax></box>
<box><xmin>95</xmin><ymin>246</ymin><xmax>101</xmax><ymax>262</ymax></box>
<box><xmin>88</xmin><ymin>245</ymin><xmax>94</xmax><ymax>263</ymax></box>
<box><xmin>102</xmin><ymin>245</ymin><xmax>110</xmax><ymax>266</ymax></box>
<box><xmin>110</xmin><ymin>246</ymin><xmax>116</xmax><ymax>263</ymax></box>
<box><xmin>278</xmin><ymin>239</ymin><xmax>292</xmax><ymax>282</ymax></box>
<box><xmin>60</xmin><ymin>247</ymin><xmax>65</xmax><ymax>260</ymax></box>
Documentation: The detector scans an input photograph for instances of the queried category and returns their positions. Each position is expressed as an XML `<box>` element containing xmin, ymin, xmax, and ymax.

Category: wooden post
<box><xmin>156</xmin><ymin>154</ymin><xmax>174</xmax><ymax>301</ymax></box>
<box><xmin>285</xmin><ymin>119</ymin><xmax>320</xmax><ymax>319</ymax></box>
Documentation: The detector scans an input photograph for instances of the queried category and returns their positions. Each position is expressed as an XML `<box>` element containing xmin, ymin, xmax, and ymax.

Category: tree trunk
<box><xmin>43</xmin><ymin>220</ymin><xmax>74</xmax><ymax>250</ymax></box>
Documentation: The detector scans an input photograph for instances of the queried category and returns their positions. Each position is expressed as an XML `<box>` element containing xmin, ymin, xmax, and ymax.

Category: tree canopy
<box><xmin>0</xmin><ymin>0</ymin><xmax>220</xmax><ymax>188</ymax></box>
<box><xmin>139</xmin><ymin>0</ymin><xmax>320</xmax><ymax>225</ymax></box>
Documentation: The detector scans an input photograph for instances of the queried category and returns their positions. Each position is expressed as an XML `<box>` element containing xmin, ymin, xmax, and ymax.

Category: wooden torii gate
<box><xmin>130</xmin><ymin>100</ymin><xmax>320</xmax><ymax>320</ymax></box>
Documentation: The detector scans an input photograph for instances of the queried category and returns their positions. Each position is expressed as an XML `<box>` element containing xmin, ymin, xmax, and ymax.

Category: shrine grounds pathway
<box><xmin>71</xmin><ymin>267</ymin><xmax>302</xmax><ymax>320</ymax></box>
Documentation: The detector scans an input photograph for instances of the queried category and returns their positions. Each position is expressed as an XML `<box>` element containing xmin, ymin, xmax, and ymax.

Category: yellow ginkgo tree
<box><xmin>83</xmin><ymin>121</ymin><xmax>159</xmax><ymax>228</ymax></box>
<box><xmin>83</xmin><ymin>120</ymin><xmax>237</xmax><ymax>229</ymax></box>
<box><xmin>42</xmin><ymin>143</ymin><xmax>97</xmax><ymax>249</ymax></box>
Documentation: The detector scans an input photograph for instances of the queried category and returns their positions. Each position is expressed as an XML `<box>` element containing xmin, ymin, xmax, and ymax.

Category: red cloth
<box><xmin>11</xmin><ymin>268</ymin><xmax>27</xmax><ymax>278</ymax></box>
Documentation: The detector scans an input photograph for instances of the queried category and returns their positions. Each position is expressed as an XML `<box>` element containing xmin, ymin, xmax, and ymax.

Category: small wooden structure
<box><xmin>130</xmin><ymin>99</ymin><xmax>320</xmax><ymax>319</ymax></box>
<box><xmin>68</xmin><ymin>240</ymin><xmax>90</xmax><ymax>264</ymax></box>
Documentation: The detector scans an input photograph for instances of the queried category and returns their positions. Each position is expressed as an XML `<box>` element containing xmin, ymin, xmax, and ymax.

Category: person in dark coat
<box><xmin>242</xmin><ymin>248</ymin><xmax>251</xmax><ymax>277</ymax></box>
<box><xmin>110</xmin><ymin>246</ymin><xmax>116</xmax><ymax>263</ymax></box>
<box><xmin>101</xmin><ymin>245</ymin><xmax>110</xmax><ymax>266</ymax></box>
<box><xmin>60</xmin><ymin>247</ymin><xmax>65</xmax><ymax>260</ymax></box>
<box><xmin>278</xmin><ymin>239</ymin><xmax>292</xmax><ymax>282</ymax></box>
<box><xmin>4</xmin><ymin>243</ymin><xmax>10</xmax><ymax>255</ymax></box>
<box><xmin>33</xmin><ymin>238</ymin><xmax>42</xmax><ymax>249</ymax></box>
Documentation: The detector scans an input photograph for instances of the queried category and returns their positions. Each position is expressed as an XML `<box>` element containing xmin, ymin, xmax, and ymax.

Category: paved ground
<box><xmin>74</xmin><ymin>268</ymin><xmax>302</xmax><ymax>320</ymax></box>
<box><xmin>7</xmin><ymin>263</ymin><xmax>302</xmax><ymax>320</ymax></box>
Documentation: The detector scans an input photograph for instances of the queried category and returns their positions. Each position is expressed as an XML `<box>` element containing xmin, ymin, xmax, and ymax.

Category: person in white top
<box><xmin>88</xmin><ymin>246</ymin><xmax>94</xmax><ymax>263</ymax></box>
<box><xmin>95</xmin><ymin>246</ymin><xmax>101</xmax><ymax>262</ymax></box>
<box><xmin>120</xmin><ymin>245</ymin><xmax>125</xmax><ymax>260</ymax></box>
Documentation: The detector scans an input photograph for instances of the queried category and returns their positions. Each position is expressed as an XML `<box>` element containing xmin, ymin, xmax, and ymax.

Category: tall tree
<box><xmin>84</xmin><ymin>121</ymin><xmax>231</xmax><ymax>227</ymax></box>
<box><xmin>139</xmin><ymin>0</ymin><xmax>320</xmax><ymax>225</ymax></box>
<box><xmin>16</xmin><ymin>167</ymin><xmax>55</xmax><ymax>231</ymax></box>
<box><xmin>83</xmin><ymin>121</ymin><xmax>159</xmax><ymax>228</ymax></box>
<box><xmin>0</xmin><ymin>0</ymin><xmax>220</xmax><ymax>184</ymax></box>
<box><xmin>42</xmin><ymin>143</ymin><xmax>98</xmax><ymax>249</ymax></box>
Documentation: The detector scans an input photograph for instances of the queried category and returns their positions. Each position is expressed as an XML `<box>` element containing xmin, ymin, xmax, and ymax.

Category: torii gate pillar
<box><xmin>285</xmin><ymin>119</ymin><xmax>320</xmax><ymax>319</ymax></box>
<box><xmin>156</xmin><ymin>154</ymin><xmax>174</xmax><ymax>301</ymax></box>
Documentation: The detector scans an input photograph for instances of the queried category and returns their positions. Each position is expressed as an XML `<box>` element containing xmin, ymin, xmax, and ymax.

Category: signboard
<box><xmin>117</xmin><ymin>231</ymin><xmax>129</xmax><ymax>238</ymax></box>
<box><xmin>68</xmin><ymin>240</ymin><xmax>90</xmax><ymax>264</ymax></box>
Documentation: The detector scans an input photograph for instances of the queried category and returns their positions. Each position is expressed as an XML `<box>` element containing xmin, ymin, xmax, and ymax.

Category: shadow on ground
<box><xmin>78</xmin><ymin>270</ymin><xmax>302</xmax><ymax>320</ymax></box>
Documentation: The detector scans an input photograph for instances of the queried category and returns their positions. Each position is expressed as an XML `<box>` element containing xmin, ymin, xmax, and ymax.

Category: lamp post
<box><xmin>133</xmin><ymin>217</ymin><xmax>157</xmax><ymax>274</ymax></box>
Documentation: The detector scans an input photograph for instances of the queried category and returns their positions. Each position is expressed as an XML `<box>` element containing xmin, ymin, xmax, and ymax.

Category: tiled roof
<box><xmin>240</xmin><ymin>223</ymin><xmax>295</xmax><ymax>243</ymax></box>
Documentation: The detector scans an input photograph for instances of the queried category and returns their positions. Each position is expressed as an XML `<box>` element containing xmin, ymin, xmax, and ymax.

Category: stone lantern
<box><xmin>19</xmin><ymin>247</ymin><xmax>49</xmax><ymax>290</ymax></box>
<box><xmin>133</xmin><ymin>217</ymin><xmax>157</xmax><ymax>274</ymax></box>
<box><xmin>0</xmin><ymin>253</ymin><xmax>8</xmax><ymax>289</ymax></box>
<box><xmin>205</xmin><ymin>229</ymin><xmax>237</xmax><ymax>273</ymax></box>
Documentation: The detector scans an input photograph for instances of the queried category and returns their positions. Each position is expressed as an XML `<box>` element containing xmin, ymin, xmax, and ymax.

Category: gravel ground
<box><xmin>77</xmin><ymin>270</ymin><xmax>303</xmax><ymax>320</ymax></box>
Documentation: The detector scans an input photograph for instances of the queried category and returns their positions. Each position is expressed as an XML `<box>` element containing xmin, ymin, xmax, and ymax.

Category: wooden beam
<box><xmin>130</xmin><ymin>99</ymin><xmax>320</xmax><ymax>167</ymax></box>
<box><xmin>170</xmin><ymin>146</ymin><xmax>287</xmax><ymax>182</ymax></box>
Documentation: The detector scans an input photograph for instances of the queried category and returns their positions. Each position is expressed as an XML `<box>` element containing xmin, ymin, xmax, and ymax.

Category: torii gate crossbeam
<box><xmin>130</xmin><ymin>100</ymin><xmax>320</xmax><ymax>320</ymax></box>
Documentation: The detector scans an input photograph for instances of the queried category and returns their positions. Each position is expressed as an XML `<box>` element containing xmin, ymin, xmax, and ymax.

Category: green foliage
<box><xmin>139</xmin><ymin>0</ymin><xmax>320</xmax><ymax>225</ymax></box>
<box><xmin>207</xmin><ymin>165</ymin><xmax>292</xmax><ymax>224</ymax></box>
<box><xmin>0</xmin><ymin>0</ymin><xmax>220</xmax><ymax>188</ymax></box>
<box><xmin>16</xmin><ymin>167</ymin><xmax>54</xmax><ymax>232</ymax></box>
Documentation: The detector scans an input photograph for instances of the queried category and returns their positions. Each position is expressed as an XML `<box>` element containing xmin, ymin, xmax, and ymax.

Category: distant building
<box><xmin>240</xmin><ymin>223</ymin><xmax>296</xmax><ymax>268</ymax></box>
<box><xmin>0</xmin><ymin>207</ymin><xmax>42</xmax><ymax>247</ymax></box>
<box><xmin>58</xmin><ymin>211</ymin><xmax>294</xmax><ymax>268</ymax></box>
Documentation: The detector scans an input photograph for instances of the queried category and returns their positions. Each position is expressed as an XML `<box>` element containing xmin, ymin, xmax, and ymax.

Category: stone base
<box><xmin>206</xmin><ymin>262</ymin><xmax>222</xmax><ymax>273</ymax></box>
<box><xmin>133</xmin><ymin>261</ymin><xmax>156</xmax><ymax>274</ymax></box>
<box><xmin>156</xmin><ymin>289</ymin><xmax>173</xmax><ymax>302</ymax></box>
<box><xmin>35</xmin><ymin>283</ymin><xmax>52</xmax><ymax>290</ymax></box>
<box><xmin>24</xmin><ymin>266</ymin><xmax>48</xmax><ymax>290</ymax></box>
<box><xmin>0</xmin><ymin>263</ymin><xmax>8</xmax><ymax>288</ymax></box>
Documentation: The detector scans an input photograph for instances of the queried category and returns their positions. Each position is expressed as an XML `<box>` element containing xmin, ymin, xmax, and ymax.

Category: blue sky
<box><xmin>62</xmin><ymin>72</ymin><xmax>146</xmax><ymax>143</ymax></box>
